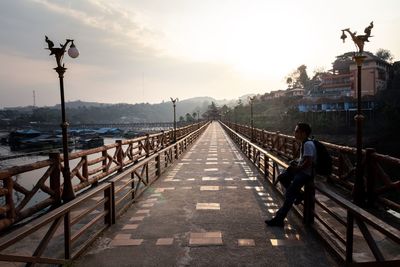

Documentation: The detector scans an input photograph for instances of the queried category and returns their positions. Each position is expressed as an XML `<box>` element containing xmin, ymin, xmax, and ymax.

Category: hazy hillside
<box><xmin>0</xmin><ymin>96</ymin><xmax>244</xmax><ymax>124</ymax></box>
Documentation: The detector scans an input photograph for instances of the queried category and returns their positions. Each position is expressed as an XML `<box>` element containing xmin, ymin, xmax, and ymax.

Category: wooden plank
<box><xmin>0</xmin><ymin>160</ymin><xmax>52</xmax><ymax>180</ymax></box>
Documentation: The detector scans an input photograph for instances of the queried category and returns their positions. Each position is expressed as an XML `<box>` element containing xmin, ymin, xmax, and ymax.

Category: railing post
<box><xmin>263</xmin><ymin>153</ymin><xmax>268</xmax><ymax>179</ymax></box>
<box><xmin>115</xmin><ymin>140</ymin><xmax>123</xmax><ymax>173</ymax></box>
<box><xmin>335</xmin><ymin>153</ymin><xmax>344</xmax><ymax>185</ymax></box>
<box><xmin>346</xmin><ymin>211</ymin><xmax>354</xmax><ymax>264</ymax></box>
<box><xmin>102</xmin><ymin>150</ymin><xmax>107</xmax><ymax>173</ymax></box>
<box><xmin>145</xmin><ymin>134</ymin><xmax>150</xmax><ymax>157</ymax></box>
<box><xmin>82</xmin><ymin>155</ymin><xmax>94</xmax><ymax>188</ymax></box>
<box><xmin>64</xmin><ymin>212</ymin><xmax>71</xmax><ymax>260</ymax></box>
<box><xmin>167</xmin><ymin>131</ymin><xmax>171</xmax><ymax>145</ymax></box>
<box><xmin>131</xmin><ymin>172</ymin><xmax>136</xmax><ymax>200</ymax></box>
<box><xmin>261</xmin><ymin>130</ymin><xmax>265</xmax><ymax>147</ymax></box>
<box><xmin>82</xmin><ymin>155</ymin><xmax>88</xmax><ymax>180</ymax></box>
<box><xmin>175</xmin><ymin>143</ymin><xmax>179</xmax><ymax>159</ymax></box>
<box><xmin>49</xmin><ymin>152</ymin><xmax>62</xmax><ymax>205</ymax></box>
<box><xmin>303</xmin><ymin>179</ymin><xmax>315</xmax><ymax>226</ymax></box>
<box><xmin>4</xmin><ymin>176</ymin><xmax>16</xmax><ymax>226</ymax></box>
<box><xmin>104</xmin><ymin>183</ymin><xmax>114</xmax><ymax>225</ymax></box>
<box><xmin>365</xmin><ymin>148</ymin><xmax>376</xmax><ymax>207</ymax></box>
<box><xmin>156</xmin><ymin>154</ymin><xmax>161</xmax><ymax>176</ymax></box>
<box><xmin>272</xmin><ymin>162</ymin><xmax>277</xmax><ymax>185</ymax></box>
<box><xmin>274</xmin><ymin>131</ymin><xmax>280</xmax><ymax>152</ymax></box>
<box><xmin>145</xmin><ymin>163</ymin><xmax>149</xmax><ymax>184</ymax></box>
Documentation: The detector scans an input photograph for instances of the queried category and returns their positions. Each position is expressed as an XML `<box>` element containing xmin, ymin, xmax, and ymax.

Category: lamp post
<box><xmin>197</xmin><ymin>109</ymin><xmax>200</xmax><ymax>129</ymax></box>
<box><xmin>340</xmin><ymin>22</ymin><xmax>373</xmax><ymax>206</ymax></box>
<box><xmin>170</xmin><ymin>97</ymin><xmax>178</xmax><ymax>142</ymax></box>
<box><xmin>45</xmin><ymin>36</ymin><xmax>79</xmax><ymax>202</ymax></box>
<box><xmin>234</xmin><ymin>105</ymin><xmax>238</xmax><ymax>131</ymax></box>
<box><xmin>249</xmin><ymin>96</ymin><xmax>255</xmax><ymax>142</ymax></box>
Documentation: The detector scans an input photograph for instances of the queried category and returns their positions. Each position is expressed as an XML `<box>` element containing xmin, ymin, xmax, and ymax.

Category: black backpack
<box><xmin>311</xmin><ymin>139</ymin><xmax>332</xmax><ymax>176</ymax></box>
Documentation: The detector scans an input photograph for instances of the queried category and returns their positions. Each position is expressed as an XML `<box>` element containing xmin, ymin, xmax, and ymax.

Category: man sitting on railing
<box><xmin>265</xmin><ymin>123</ymin><xmax>316</xmax><ymax>227</ymax></box>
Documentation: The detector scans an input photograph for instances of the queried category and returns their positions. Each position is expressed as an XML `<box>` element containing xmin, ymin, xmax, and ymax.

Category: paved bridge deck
<box><xmin>76</xmin><ymin>122</ymin><xmax>338</xmax><ymax>266</ymax></box>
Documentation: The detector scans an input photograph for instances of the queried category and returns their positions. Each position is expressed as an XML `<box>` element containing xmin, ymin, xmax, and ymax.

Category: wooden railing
<box><xmin>0</xmin><ymin>183</ymin><xmax>112</xmax><ymax>265</ymax></box>
<box><xmin>0</xmin><ymin>122</ymin><xmax>207</xmax><ymax>231</ymax></box>
<box><xmin>221</xmin><ymin>121</ymin><xmax>400</xmax><ymax>265</ymax></box>
<box><xmin>224</xmin><ymin>122</ymin><xmax>400</xmax><ymax>213</ymax></box>
<box><xmin>0</xmin><ymin>121</ymin><xmax>209</xmax><ymax>265</ymax></box>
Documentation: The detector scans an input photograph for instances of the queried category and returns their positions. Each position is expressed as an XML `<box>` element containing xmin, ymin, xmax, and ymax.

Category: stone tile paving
<box><xmin>76</xmin><ymin>122</ymin><xmax>338</xmax><ymax>267</ymax></box>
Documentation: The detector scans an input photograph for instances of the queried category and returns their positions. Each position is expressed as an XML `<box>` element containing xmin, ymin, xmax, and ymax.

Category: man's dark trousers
<box><xmin>275</xmin><ymin>169</ymin><xmax>312</xmax><ymax>220</ymax></box>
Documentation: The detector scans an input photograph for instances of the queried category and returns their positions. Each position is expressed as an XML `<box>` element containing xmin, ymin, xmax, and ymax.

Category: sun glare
<box><xmin>162</xmin><ymin>1</ymin><xmax>312</xmax><ymax>82</ymax></box>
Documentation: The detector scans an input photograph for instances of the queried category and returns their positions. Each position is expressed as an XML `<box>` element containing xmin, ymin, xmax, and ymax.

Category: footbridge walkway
<box><xmin>0</xmin><ymin>122</ymin><xmax>399</xmax><ymax>266</ymax></box>
<box><xmin>75</xmin><ymin>122</ymin><xmax>337</xmax><ymax>267</ymax></box>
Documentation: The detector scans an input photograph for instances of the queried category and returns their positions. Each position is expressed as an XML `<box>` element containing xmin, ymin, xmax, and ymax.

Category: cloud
<box><xmin>5</xmin><ymin>0</ymin><xmax>397</xmax><ymax>107</ymax></box>
<box><xmin>32</xmin><ymin>0</ymin><xmax>162</xmax><ymax>50</ymax></box>
<box><xmin>0</xmin><ymin>1</ymin><xmax>286</xmax><ymax>107</ymax></box>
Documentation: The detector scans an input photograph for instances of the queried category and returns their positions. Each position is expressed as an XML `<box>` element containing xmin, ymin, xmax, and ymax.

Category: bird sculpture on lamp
<box><xmin>341</xmin><ymin>21</ymin><xmax>373</xmax><ymax>54</ymax></box>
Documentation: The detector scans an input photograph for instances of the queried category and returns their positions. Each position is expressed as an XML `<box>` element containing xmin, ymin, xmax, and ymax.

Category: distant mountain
<box><xmin>56</xmin><ymin>100</ymin><xmax>113</xmax><ymax>109</ymax></box>
<box><xmin>0</xmin><ymin>95</ymin><xmax>252</xmax><ymax>124</ymax></box>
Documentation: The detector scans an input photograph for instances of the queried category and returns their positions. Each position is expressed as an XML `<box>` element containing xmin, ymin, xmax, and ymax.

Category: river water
<box><xmin>0</xmin><ymin>137</ymin><xmax>118</xmax><ymax>168</ymax></box>
<box><xmin>0</xmin><ymin>137</ymin><xmax>120</xmax><ymax>208</ymax></box>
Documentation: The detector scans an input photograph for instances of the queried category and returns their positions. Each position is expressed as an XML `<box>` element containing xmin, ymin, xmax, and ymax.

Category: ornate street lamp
<box><xmin>234</xmin><ymin>105</ymin><xmax>238</xmax><ymax>132</ymax></box>
<box><xmin>340</xmin><ymin>22</ymin><xmax>373</xmax><ymax>206</ymax></box>
<box><xmin>45</xmin><ymin>36</ymin><xmax>79</xmax><ymax>202</ymax></box>
<box><xmin>197</xmin><ymin>109</ymin><xmax>200</xmax><ymax>129</ymax></box>
<box><xmin>170</xmin><ymin>97</ymin><xmax>178</xmax><ymax>142</ymax></box>
<box><xmin>249</xmin><ymin>96</ymin><xmax>255</xmax><ymax>142</ymax></box>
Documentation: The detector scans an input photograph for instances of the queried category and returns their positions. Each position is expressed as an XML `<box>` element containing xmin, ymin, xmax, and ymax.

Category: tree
<box><xmin>297</xmin><ymin>64</ymin><xmax>310</xmax><ymax>89</ymax></box>
<box><xmin>376</xmin><ymin>48</ymin><xmax>394</xmax><ymax>63</ymax></box>
<box><xmin>286</xmin><ymin>64</ymin><xmax>310</xmax><ymax>89</ymax></box>
<box><xmin>185</xmin><ymin>113</ymin><xmax>194</xmax><ymax>122</ymax></box>
<box><xmin>203</xmin><ymin>101</ymin><xmax>220</xmax><ymax>120</ymax></box>
<box><xmin>286</xmin><ymin>77</ymin><xmax>293</xmax><ymax>88</ymax></box>
<box><xmin>220</xmin><ymin>104</ymin><xmax>230</xmax><ymax>120</ymax></box>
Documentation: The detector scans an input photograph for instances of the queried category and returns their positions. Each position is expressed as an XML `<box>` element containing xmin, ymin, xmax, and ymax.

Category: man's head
<box><xmin>294</xmin><ymin>122</ymin><xmax>311</xmax><ymax>142</ymax></box>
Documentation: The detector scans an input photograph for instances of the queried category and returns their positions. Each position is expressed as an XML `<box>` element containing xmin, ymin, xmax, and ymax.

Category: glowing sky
<box><xmin>0</xmin><ymin>0</ymin><xmax>399</xmax><ymax>107</ymax></box>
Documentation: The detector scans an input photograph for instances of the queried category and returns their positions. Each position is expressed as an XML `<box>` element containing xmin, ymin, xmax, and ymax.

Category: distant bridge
<box><xmin>69</xmin><ymin>122</ymin><xmax>176</xmax><ymax>130</ymax></box>
<box><xmin>4</xmin><ymin>122</ymin><xmax>192</xmax><ymax>131</ymax></box>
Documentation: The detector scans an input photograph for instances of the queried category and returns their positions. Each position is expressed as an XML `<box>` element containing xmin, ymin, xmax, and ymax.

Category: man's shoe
<box><xmin>294</xmin><ymin>194</ymin><xmax>304</xmax><ymax>205</ymax></box>
<box><xmin>265</xmin><ymin>217</ymin><xmax>284</xmax><ymax>227</ymax></box>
